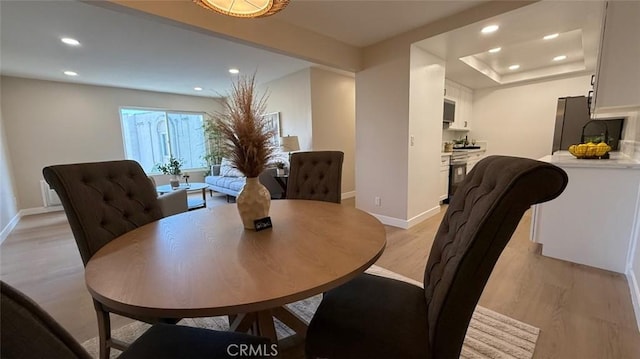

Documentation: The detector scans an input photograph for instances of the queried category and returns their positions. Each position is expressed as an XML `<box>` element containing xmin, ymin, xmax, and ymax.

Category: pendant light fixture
<box><xmin>193</xmin><ymin>0</ymin><xmax>290</xmax><ymax>18</ymax></box>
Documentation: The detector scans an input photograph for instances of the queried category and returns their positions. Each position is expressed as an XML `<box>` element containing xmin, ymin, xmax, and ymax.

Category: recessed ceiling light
<box><xmin>543</xmin><ymin>33</ymin><xmax>559</xmax><ymax>40</ymax></box>
<box><xmin>61</xmin><ymin>37</ymin><xmax>80</xmax><ymax>46</ymax></box>
<box><xmin>63</xmin><ymin>70</ymin><xmax>78</xmax><ymax>76</ymax></box>
<box><xmin>229</xmin><ymin>68</ymin><xmax>240</xmax><ymax>74</ymax></box>
<box><xmin>194</xmin><ymin>87</ymin><xmax>203</xmax><ymax>91</ymax></box>
<box><xmin>481</xmin><ymin>25</ymin><xmax>499</xmax><ymax>34</ymax></box>
<box><xmin>553</xmin><ymin>55</ymin><xmax>567</xmax><ymax>61</ymax></box>
<box><xmin>508</xmin><ymin>65</ymin><xmax>520</xmax><ymax>71</ymax></box>
<box><xmin>488</xmin><ymin>47</ymin><xmax>502</xmax><ymax>53</ymax></box>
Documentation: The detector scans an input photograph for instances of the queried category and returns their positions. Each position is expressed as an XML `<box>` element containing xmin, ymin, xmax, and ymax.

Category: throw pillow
<box><xmin>220</xmin><ymin>158</ymin><xmax>245</xmax><ymax>177</ymax></box>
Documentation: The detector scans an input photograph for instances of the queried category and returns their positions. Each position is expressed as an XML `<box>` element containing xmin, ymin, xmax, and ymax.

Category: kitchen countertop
<box><xmin>539</xmin><ymin>151</ymin><xmax>640</xmax><ymax>169</ymax></box>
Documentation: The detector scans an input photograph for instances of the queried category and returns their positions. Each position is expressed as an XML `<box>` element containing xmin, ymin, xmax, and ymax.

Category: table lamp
<box><xmin>280</xmin><ymin>135</ymin><xmax>300</xmax><ymax>153</ymax></box>
<box><xmin>280</xmin><ymin>135</ymin><xmax>300</xmax><ymax>172</ymax></box>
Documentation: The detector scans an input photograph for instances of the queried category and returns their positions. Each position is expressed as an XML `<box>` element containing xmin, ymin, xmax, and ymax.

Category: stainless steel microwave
<box><xmin>443</xmin><ymin>99</ymin><xmax>455</xmax><ymax>123</ymax></box>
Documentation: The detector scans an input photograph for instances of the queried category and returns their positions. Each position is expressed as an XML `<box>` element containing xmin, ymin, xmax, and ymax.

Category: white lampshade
<box><xmin>280</xmin><ymin>135</ymin><xmax>300</xmax><ymax>152</ymax></box>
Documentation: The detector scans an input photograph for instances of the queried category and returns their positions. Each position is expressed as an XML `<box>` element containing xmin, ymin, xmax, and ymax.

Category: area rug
<box><xmin>82</xmin><ymin>266</ymin><xmax>539</xmax><ymax>359</ymax></box>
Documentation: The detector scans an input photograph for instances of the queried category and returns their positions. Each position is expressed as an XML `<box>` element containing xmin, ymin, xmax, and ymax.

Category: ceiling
<box><xmin>416</xmin><ymin>1</ymin><xmax>605</xmax><ymax>88</ymax></box>
<box><xmin>0</xmin><ymin>0</ymin><xmax>314</xmax><ymax>97</ymax></box>
<box><xmin>276</xmin><ymin>0</ymin><xmax>482</xmax><ymax>47</ymax></box>
<box><xmin>0</xmin><ymin>1</ymin><xmax>606</xmax><ymax>95</ymax></box>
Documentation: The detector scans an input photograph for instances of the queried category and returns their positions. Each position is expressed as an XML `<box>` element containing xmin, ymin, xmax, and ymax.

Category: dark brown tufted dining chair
<box><xmin>305</xmin><ymin>156</ymin><xmax>568</xmax><ymax>359</ymax></box>
<box><xmin>1</xmin><ymin>280</ymin><xmax>271</xmax><ymax>359</ymax></box>
<box><xmin>286</xmin><ymin>151</ymin><xmax>344</xmax><ymax>203</ymax></box>
<box><xmin>42</xmin><ymin>160</ymin><xmax>180</xmax><ymax>359</ymax></box>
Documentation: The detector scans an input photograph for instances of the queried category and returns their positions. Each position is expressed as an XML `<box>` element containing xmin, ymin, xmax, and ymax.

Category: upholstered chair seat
<box><xmin>306</xmin><ymin>156</ymin><xmax>568</xmax><ymax>359</ymax></box>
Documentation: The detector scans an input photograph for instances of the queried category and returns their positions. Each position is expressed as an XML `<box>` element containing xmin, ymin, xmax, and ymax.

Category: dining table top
<box><xmin>85</xmin><ymin>200</ymin><xmax>386</xmax><ymax>319</ymax></box>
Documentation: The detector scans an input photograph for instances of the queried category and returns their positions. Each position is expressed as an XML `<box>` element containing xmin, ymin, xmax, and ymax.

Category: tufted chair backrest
<box><xmin>43</xmin><ymin>160</ymin><xmax>164</xmax><ymax>266</ymax></box>
<box><xmin>423</xmin><ymin>156</ymin><xmax>568</xmax><ymax>358</ymax></box>
<box><xmin>286</xmin><ymin>151</ymin><xmax>344</xmax><ymax>203</ymax></box>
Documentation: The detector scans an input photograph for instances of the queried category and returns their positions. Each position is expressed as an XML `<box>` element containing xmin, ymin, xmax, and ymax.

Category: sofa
<box><xmin>205</xmin><ymin>161</ymin><xmax>283</xmax><ymax>199</ymax></box>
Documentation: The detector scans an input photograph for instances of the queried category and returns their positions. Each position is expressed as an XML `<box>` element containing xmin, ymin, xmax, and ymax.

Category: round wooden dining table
<box><xmin>85</xmin><ymin>200</ymin><xmax>386</xmax><ymax>342</ymax></box>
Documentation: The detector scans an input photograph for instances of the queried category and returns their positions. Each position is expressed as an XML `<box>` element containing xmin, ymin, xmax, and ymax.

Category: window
<box><xmin>120</xmin><ymin>108</ymin><xmax>207</xmax><ymax>173</ymax></box>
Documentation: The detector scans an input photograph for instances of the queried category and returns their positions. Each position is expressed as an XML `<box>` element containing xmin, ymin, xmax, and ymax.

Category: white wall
<box><xmin>632</xmin><ymin>199</ymin><xmax>640</xmax><ymax>331</ymax></box>
<box><xmin>310</xmin><ymin>68</ymin><xmax>356</xmax><ymax>195</ymax></box>
<box><xmin>261</xmin><ymin>67</ymin><xmax>357</xmax><ymax>195</ymax></box>
<box><xmin>352</xmin><ymin>2</ymin><xmax>527</xmax><ymax>228</ymax></box>
<box><xmin>594</xmin><ymin>3</ymin><xmax>640</xmax><ymax>329</ymax></box>
<box><xmin>260</xmin><ymin>69</ymin><xmax>313</xmax><ymax>151</ymax></box>
<box><xmin>355</xmin><ymin>51</ymin><xmax>411</xmax><ymax>223</ymax></box>
<box><xmin>1</xmin><ymin>76</ymin><xmax>223</xmax><ymax>210</ymax></box>
<box><xmin>0</xmin><ymin>105</ymin><xmax>19</xmax><ymax>241</ymax></box>
<box><xmin>407</xmin><ymin>45</ymin><xmax>445</xmax><ymax>222</ymax></box>
<box><xmin>472</xmin><ymin>75</ymin><xmax>592</xmax><ymax>159</ymax></box>
<box><xmin>631</xmin><ymin>123</ymin><xmax>640</xmax><ymax>329</ymax></box>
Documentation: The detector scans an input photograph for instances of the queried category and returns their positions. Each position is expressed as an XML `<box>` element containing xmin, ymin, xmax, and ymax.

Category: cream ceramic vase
<box><xmin>236</xmin><ymin>177</ymin><xmax>271</xmax><ymax>230</ymax></box>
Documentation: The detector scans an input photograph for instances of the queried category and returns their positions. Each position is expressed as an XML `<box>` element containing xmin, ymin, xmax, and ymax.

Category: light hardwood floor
<box><xmin>1</xmin><ymin>195</ymin><xmax>639</xmax><ymax>358</ymax></box>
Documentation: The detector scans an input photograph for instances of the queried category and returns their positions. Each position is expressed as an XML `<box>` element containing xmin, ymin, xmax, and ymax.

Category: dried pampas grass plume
<box><xmin>213</xmin><ymin>74</ymin><xmax>276</xmax><ymax>178</ymax></box>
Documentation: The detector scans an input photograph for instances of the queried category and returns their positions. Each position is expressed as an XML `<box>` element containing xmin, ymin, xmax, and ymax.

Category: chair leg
<box><xmin>94</xmin><ymin>302</ymin><xmax>111</xmax><ymax>359</ymax></box>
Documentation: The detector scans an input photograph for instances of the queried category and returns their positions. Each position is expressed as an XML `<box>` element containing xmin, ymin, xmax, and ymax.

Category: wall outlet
<box><xmin>374</xmin><ymin>196</ymin><xmax>381</xmax><ymax>206</ymax></box>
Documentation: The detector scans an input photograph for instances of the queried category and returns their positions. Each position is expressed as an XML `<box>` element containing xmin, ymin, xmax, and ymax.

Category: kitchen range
<box><xmin>443</xmin><ymin>139</ymin><xmax>486</xmax><ymax>203</ymax></box>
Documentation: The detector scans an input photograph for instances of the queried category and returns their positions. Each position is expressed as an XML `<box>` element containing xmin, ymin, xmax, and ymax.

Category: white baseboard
<box><xmin>0</xmin><ymin>206</ymin><xmax>66</xmax><ymax>244</ymax></box>
<box><xmin>0</xmin><ymin>212</ymin><xmax>20</xmax><ymax>245</ymax></box>
<box><xmin>627</xmin><ymin>269</ymin><xmax>640</xmax><ymax>333</ymax></box>
<box><xmin>407</xmin><ymin>206</ymin><xmax>440</xmax><ymax>228</ymax></box>
<box><xmin>371</xmin><ymin>205</ymin><xmax>440</xmax><ymax>229</ymax></box>
<box><xmin>341</xmin><ymin>191</ymin><xmax>356</xmax><ymax>200</ymax></box>
<box><xmin>372</xmin><ymin>214</ymin><xmax>411</xmax><ymax>229</ymax></box>
<box><xmin>19</xmin><ymin>206</ymin><xmax>63</xmax><ymax>217</ymax></box>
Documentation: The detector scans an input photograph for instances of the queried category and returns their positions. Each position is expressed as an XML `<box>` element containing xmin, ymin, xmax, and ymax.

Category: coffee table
<box><xmin>84</xmin><ymin>200</ymin><xmax>386</xmax><ymax>343</ymax></box>
<box><xmin>156</xmin><ymin>182</ymin><xmax>208</xmax><ymax>209</ymax></box>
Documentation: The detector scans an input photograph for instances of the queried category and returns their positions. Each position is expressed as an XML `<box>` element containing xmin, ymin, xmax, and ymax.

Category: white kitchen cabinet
<box><xmin>593</xmin><ymin>1</ymin><xmax>640</xmax><ymax>113</ymax></box>
<box><xmin>439</xmin><ymin>155</ymin><xmax>450</xmax><ymax>201</ymax></box>
<box><xmin>444</xmin><ymin>79</ymin><xmax>473</xmax><ymax>131</ymax></box>
<box><xmin>466</xmin><ymin>150</ymin><xmax>485</xmax><ymax>174</ymax></box>
<box><xmin>531</xmin><ymin>153</ymin><xmax>640</xmax><ymax>273</ymax></box>
<box><xmin>444</xmin><ymin>80</ymin><xmax>459</xmax><ymax>102</ymax></box>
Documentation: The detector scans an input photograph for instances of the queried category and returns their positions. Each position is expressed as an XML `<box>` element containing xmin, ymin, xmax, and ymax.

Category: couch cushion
<box><xmin>206</xmin><ymin>176</ymin><xmax>245</xmax><ymax>192</ymax></box>
<box><xmin>220</xmin><ymin>158</ymin><xmax>244</xmax><ymax>177</ymax></box>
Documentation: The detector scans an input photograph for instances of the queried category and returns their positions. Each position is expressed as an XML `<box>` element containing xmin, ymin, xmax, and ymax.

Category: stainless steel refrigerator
<box><xmin>551</xmin><ymin>96</ymin><xmax>624</xmax><ymax>153</ymax></box>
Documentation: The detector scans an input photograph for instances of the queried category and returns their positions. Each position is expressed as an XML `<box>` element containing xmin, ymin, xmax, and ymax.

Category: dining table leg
<box><xmin>229</xmin><ymin>308</ymin><xmax>299</xmax><ymax>344</ymax></box>
<box><xmin>229</xmin><ymin>312</ymin><xmax>256</xmax><ymax>334</ymax></box>
<box><xmin>272</xmin><ymin>306</ymin><xmax>308</xmax><ymax>338</ymax></box>
<box><xmin>255</xmin><ymin>310</ymin><xmax>277</xmax><ymax>342</ymax></box>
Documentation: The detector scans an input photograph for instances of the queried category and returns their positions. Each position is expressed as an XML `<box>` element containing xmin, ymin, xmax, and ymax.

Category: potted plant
<box><xmin>155</xmin><ymin>156</ymin><xmax>183</xmax><ymax>188</ymax></box>
<box><xmin>203</xmin><ymin>112</ymin><xmax>227</xmax><ymax>174</ymax></box>
<box><xmin>444</xmin><ymin>142</ymin><xmax>454</xmax><ymax>152</ymax></box>
<box><xmin>212</xmin><ymin>74</ymin><xmax>276</xmax><ymax>229</ymax></box>
<box><xmin>274</xmin><ymin>161</ymin><xmax>286</xmax><ymax>176</ymax></box>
